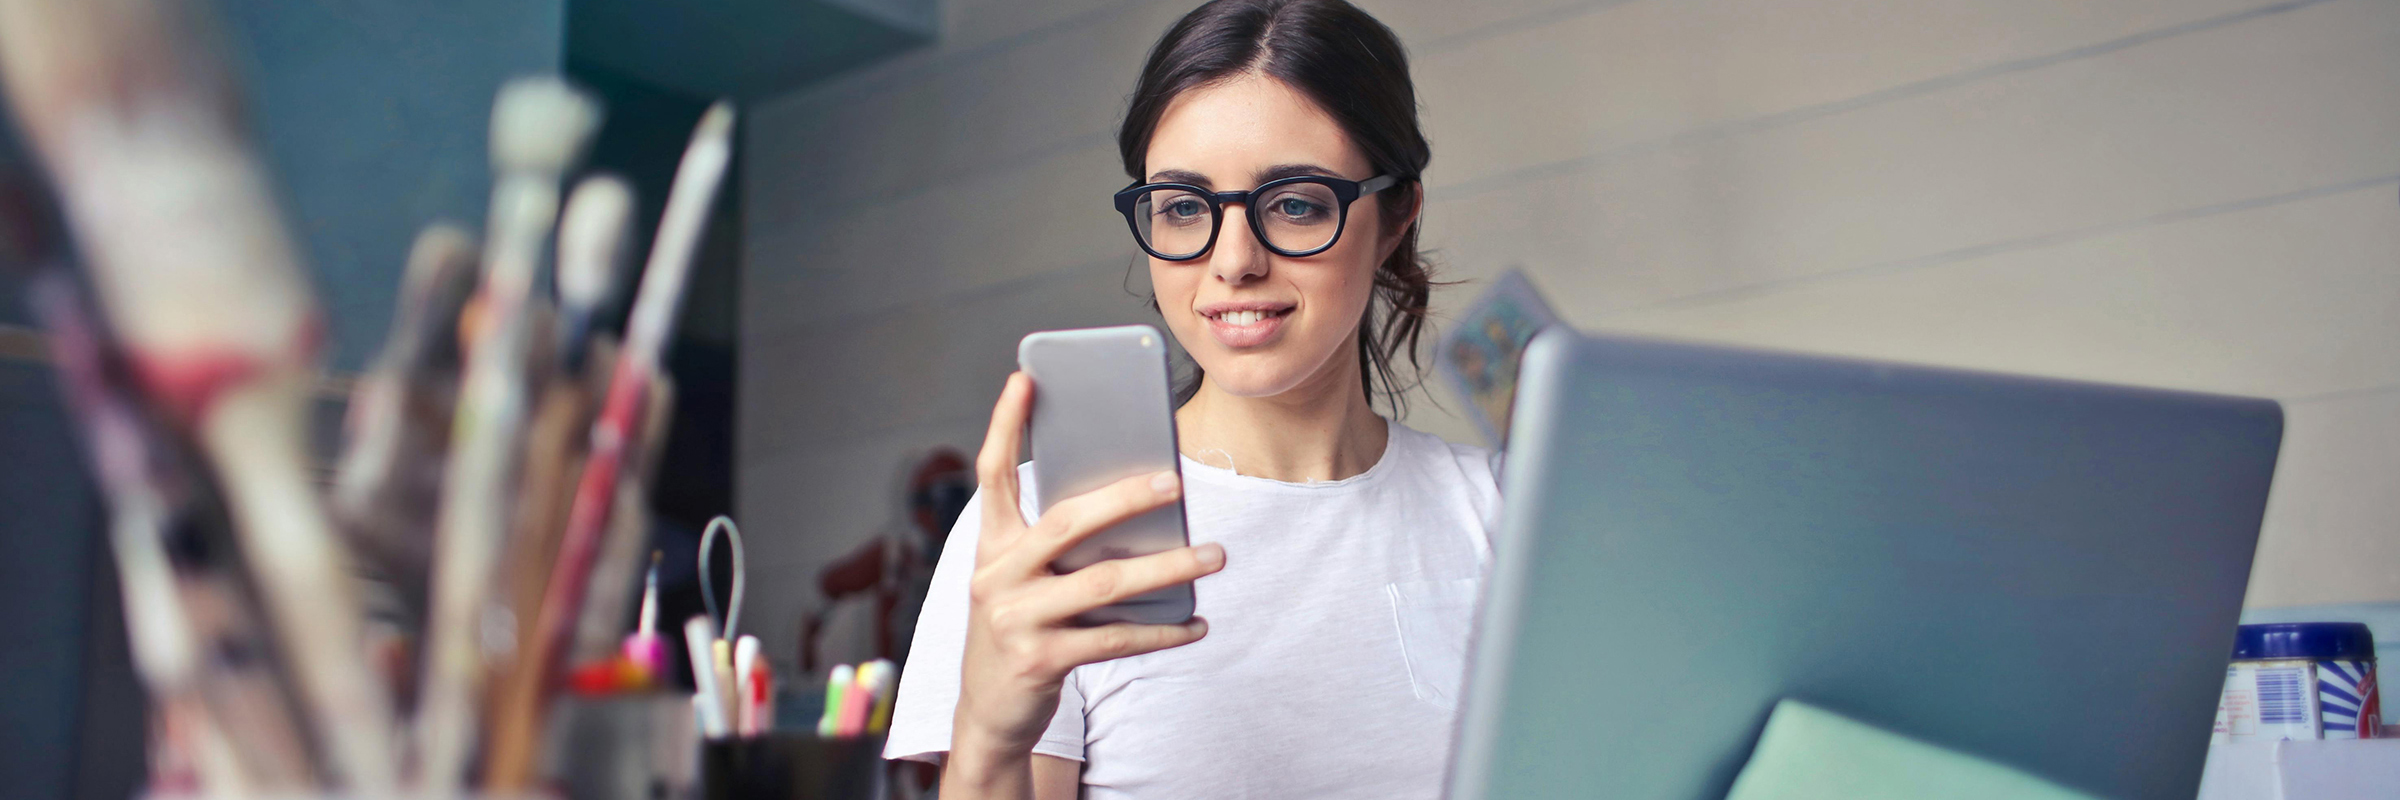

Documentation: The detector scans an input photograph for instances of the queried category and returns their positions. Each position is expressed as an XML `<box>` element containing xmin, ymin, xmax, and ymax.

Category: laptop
<box><xmin>1447</xmin><ymin>331</ymin><xmax>2283</xmax><ymax>799</ymax></box>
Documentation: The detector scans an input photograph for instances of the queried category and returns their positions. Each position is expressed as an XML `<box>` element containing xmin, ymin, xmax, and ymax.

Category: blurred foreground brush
<box><xmin>0</xmin><ymin>0</ymin><xmax>399</xmax><ymax>789</ymax></box>
<box><xmin>6</xmin><ymin>164</ymin><xmax>320</xmax><ymax>795</ymax></box>
<box><xmin>29</xmin><ymin>270</ymin><xmax>324</xmax><ymax>794</ymax></box>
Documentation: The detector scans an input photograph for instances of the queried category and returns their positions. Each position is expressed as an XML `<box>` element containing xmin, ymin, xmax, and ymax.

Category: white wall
<box><xmin>740</xmin><ymin>0</ymin><xmax>2400</xmax><ymax>665</ymax></box>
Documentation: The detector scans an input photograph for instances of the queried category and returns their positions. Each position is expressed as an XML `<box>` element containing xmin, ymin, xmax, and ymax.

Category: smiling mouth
<box><xmin>1206</xmin><ymin>307</ymin><xmax>1293</xmax><ymax>326</ymax></box>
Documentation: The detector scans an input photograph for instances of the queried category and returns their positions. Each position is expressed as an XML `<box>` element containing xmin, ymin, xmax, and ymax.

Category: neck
<box><xmin>1175</xmin><ymin>345</ymin><xmax>1390</xmax><ymax>484</ymax></box>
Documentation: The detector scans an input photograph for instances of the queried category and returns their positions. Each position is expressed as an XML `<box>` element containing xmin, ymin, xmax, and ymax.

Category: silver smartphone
<box><xmin>1017</xmin><ymin>325</ymin><xmax>1195</xmax><ymax>626</ymax></box>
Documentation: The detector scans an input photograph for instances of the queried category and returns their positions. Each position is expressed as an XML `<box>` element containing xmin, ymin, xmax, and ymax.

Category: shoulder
<box><xmin>1383</xmin><ymin>421</ymin><xmax>1504</xmax><ymax>530</ymax></box>
<box><xmin>1386</xmin><ymin>420</ymin><xmax>1501</xmax><ymax>492</ymax></box>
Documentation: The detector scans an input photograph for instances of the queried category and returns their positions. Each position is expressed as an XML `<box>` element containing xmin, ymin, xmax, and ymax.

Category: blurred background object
<box><xmin>0</xmin><ymin>0</ymin><xmax>932</xmax><ymax>796</ymax></box>
<box><xmin>798</xmin><ymin>448</ymin><xmax>973</xmax><ymax>673</ymax></box>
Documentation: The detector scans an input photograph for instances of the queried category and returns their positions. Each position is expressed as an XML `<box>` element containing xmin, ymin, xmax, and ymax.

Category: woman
<box><xmin>886</xmin><ymin>2</ymin><xmax>1500</xmax><ymax>797</ymax></box>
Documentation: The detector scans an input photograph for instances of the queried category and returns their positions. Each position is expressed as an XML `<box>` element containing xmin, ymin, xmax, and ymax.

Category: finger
<box><xmin>974</xmin><ymin>372</ymin><xmax>1033</xmax><ymax>547</ymax></box>
<box><xmin>1025</xmin><ymin>543</ymin><xmax>1224</xmax><ymax>620</ymax></box>
<box><xmin>1052</xmin><ymin>617</ymin><xmax>1210</xmax><ymax>666</ymax></box>
<box><xmin>1006</xmin><ymin>470</ymin><xmax>1183</xmax><ymax>574</ymax></box>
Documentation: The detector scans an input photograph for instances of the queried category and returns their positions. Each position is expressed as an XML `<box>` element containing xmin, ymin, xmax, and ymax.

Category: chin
<box><xmin>1190</xmin><ymin>336</ymin><xmax>1352</xmax><ymax>399</ymax></box>
<box><xmin>1193</xmin><ymin>359</ymin><xmax>1303</xmax><ymax>398</ymax></box>
<box><xmin>1167</xmin><ymin>310</ymin><xmax>1350</xmax><ymax>400</ymax></box>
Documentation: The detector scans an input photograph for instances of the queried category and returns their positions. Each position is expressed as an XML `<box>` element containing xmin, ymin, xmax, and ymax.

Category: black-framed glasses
<box><xmin>1113</xmin><ymin>173</ymin><xmax>1401</xmax><ymax>261</ymax></box>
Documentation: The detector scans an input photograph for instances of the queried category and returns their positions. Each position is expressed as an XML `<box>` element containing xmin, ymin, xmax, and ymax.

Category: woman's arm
<box><xmin>936</xmin><ymin>373</ymin><xmax>1224</xmax><ymax>800</ymax></box>
<box><xmin>942</xmin><ymin>750</ymin><xmax>1080</xmax><ymax>800</ymax></box>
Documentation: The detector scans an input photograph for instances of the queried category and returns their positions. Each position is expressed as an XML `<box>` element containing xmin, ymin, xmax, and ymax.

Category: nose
<box><xmin>1208</xmin><ymin>204</ymin><xmax>1269</xmax><ymax>286</ymax></box>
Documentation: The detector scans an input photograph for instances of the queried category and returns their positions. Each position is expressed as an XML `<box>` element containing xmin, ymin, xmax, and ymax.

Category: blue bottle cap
<box><xmin>2232</xmin><ymin>622</ymin><xmax>2377</xmax><ymax>661</ymax></box>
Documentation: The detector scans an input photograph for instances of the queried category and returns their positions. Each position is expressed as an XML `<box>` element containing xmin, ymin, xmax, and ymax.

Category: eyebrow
<box><xmin>1146</xmin><ymin>163</ymin><xmax>1346</xmax><ymax>188</ymax></box>
<box><xmin>1148</xmin><ymin>168</ymin><xmax>1211</xmax><ymax>187</ymax></box>
<box><xmin>1257</xmin><ymin>163</ymin><xmax>1342</xmax><ymax>182</ymax></box>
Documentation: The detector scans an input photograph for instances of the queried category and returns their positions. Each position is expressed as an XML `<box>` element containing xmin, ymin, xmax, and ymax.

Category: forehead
<box><xmin>1143</xmin><ymin>73</ymin><xmax>1369</xmax><ymax>182</ymax></box>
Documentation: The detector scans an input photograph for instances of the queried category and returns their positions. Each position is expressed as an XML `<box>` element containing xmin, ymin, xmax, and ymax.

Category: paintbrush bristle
<box><xmin>489</xmin><ymin>77</ymin><xmax>600</xmax><ymax>177</ymax></box>
<box><xmin>692</xmin><ymin>101</ymin><xmax>736</xmax><ymax>147</ymax></box>
<box><xmin>400</xmin><ymin>224</ymin><xmax>477</xmax><ymax>300</ymax></box>
<box><xmin>556</xmin><ymin>174</ymin><xmax>633</xmax><ymax>313</ymax></box>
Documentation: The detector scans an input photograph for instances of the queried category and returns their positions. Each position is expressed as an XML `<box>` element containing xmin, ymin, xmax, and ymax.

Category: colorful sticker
<box><xmin>2316</xmin><ymin>659</ymin><xmax>2381</xmax><ymax>739</ymax></box>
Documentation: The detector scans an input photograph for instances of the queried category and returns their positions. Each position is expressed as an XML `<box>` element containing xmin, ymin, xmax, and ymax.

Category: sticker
<box><xmin>1433</xmin><ymin>269</ymin><xmax>1560</xmax><ymax>448</ymax></box>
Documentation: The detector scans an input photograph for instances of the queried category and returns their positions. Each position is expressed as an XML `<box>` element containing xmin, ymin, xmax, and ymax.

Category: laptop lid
<box><xmin>1448</xmin><ymin>331</ymin><xmax>2282</xmax><ymax>799</ymax></box>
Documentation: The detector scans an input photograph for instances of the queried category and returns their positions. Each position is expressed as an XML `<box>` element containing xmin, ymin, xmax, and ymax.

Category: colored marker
<box><xmin>683</xmin><ymin>616</ymin><xmax>729</xmax><ymax>739</ymax></box>
<box><xmin>732</xmin><ymin>635</ymin><xmax>760</xmax><ymax>736</ymax></box>
<box><xmin>712</xmin><ymin>639</ymin><xmax>737</xmax><ymax>731</ymax></box>
<box><xmin>743</xmin><ymin>640</ymin><xmax>774</xmax><ymax>737</ymax></box>
<box><xmin>866</xmin><ymin>660</ymin><xmax>899</xmax><ymax>734</ymax></box>
<box><xmin>837</xmin><ymin>664</ymin><xmax>875</xmax><ymax>738</ymax></box>
<box><xmin>818</xmin><ymin>664</ymin><xmax>853</xmax><ymax>738</ymax></box>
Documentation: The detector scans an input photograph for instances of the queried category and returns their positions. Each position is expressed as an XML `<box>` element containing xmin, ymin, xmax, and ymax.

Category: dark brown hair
<box><xmin>1120</xmin><ymin>0</ymin><xmax>1436</xmax><ymax>411</ymax></box>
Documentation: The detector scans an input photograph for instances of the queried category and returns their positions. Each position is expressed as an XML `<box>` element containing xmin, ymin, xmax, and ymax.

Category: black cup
<box><xmin>700</xmin><ymin>734</ymin><xmax>886</xmax><ymax>800</ymax></box>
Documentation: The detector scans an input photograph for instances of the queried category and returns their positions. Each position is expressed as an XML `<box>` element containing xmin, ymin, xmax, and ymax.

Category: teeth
<box><xmin>1219</xmin><ymin>310</ymin><xmax>1268</xmax><ymax>326</ymax></box>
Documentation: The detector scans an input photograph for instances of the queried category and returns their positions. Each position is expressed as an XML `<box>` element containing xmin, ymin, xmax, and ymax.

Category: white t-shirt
<box><xmin>886</xmin><ymin>418</ymin><xmax>1502</xmax><ymax>799</ymax></box>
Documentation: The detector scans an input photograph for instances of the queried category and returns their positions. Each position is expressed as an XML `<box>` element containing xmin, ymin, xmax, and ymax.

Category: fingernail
<box><xmin>1190</xmin><ymin>617</ymin><xmax>1209</xmax><ymax>635</ymax></box>
<box><xmin>1151</xmin><ymin>472</ymin><xmax>1180</xmax><ymax>495</ymax></box>
<box><xmin>1196</xmin><ymin>542</ymin><xmax>1224</xmax><ymax>568</ymax></box>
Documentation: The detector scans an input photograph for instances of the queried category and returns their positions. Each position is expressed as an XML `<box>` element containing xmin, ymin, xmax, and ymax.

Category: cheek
<box><xmin>1149</xmin><ymin>260</ymin><xmax>1199</xmax><ymax>317</ymax></box>
<box><xmin>1308</xmin><ymin>234</ymin><xmax>1382</xmax><ymax>323</ymax></box>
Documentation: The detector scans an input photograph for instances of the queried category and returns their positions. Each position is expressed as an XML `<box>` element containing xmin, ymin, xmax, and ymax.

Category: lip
<box><xmin>1197</xmin><ymin>300</ymin><xmax>1296</xmax><ymax>350</ymax></box>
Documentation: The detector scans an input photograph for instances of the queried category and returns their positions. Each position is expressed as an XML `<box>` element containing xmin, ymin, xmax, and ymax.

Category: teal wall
<box><xmin>216</xmin><ymin>0</ymin><xmax>568</xmax><ymax>371</ymax></box>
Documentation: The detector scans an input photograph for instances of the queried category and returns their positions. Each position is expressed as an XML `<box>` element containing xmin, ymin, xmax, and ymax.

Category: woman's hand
<box><xmin>944</xmin><ymin>373</ymin><xmax>1224</xmax><ymax>798</ymax></box>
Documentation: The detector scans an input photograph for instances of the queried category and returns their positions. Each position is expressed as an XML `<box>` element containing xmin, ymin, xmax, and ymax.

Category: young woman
<box><xmin>886</xmin><ymin>2</ymin><xmax>1500</xmax><ymax>797</ymax></box>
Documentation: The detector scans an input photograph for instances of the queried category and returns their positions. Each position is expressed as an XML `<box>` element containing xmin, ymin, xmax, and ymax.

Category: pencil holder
<box><xmin>547</xmin><ymin>694</ymin><xmax>703</xmax><ymax>800</ymax></box>
<box><xmin>700</xmin><ymin>733</ymin><xmax>887</xmax><ymax>800</ymax></box>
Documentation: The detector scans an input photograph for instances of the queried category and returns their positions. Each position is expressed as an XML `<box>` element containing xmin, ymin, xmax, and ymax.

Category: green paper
<box><xmin>1725</xmin><ymin>700</ymin><xmax>2106</xmax><ymax>800</ymax></box>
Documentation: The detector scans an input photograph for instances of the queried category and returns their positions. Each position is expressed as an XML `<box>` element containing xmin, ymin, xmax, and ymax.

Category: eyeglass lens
<box><xmin>1133</xmin><ymin>181</ymin><xmax>1346</xmax><ymax>258</ymax></box>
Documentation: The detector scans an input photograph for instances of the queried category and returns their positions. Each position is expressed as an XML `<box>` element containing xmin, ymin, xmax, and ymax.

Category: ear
<box><xmin>1376</xmin><ymin>182</ymin><xmax>1424</xmax><ymax>264</ymax></box>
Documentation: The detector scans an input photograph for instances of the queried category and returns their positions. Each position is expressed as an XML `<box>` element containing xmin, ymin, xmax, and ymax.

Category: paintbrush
<box><xmin>14</xmin><ymin>193</ymin><xmax>319</xmax><ymax>793</ymax></box>
<box><xmin>8</xmin><ymin>151</ymin><xmax>322</xmax><ymax>791</ymax></box>
<box><xmin>480</xmin><ymin>336</ymin><xmax>612</xmax><ymax>789</ymax></box>
<box><xmin>483</xmin><ymin>102</ymin><xmax>735</xmax><ymax>791</ymax></box>
<box><xmin>555</xmin><ymin>173</ymin><xmax>633</xmax><ymax>374</ymax></box>
<box><xmin>483</xmin><ymin>174</ymin><xmax>633</xmax><ymax>745</ymax></box>
<box><xmin>332</xmin><ymin>224</ymin><xmax>479</xmax><ymax>624</ymax></box>
<box><xmin>571</xmin><ymin>374</ymin><xmax>675</xmax><ymax>666</ymax></box>
<box><xmin>413</xmin><ymin>76</ymin><xmax>600</xmax><ymax>791</ymax></box>
<box><xmin>0</xmin><ymin>0</ymin><xmax>400</xmax><ymax>789</ymax></box>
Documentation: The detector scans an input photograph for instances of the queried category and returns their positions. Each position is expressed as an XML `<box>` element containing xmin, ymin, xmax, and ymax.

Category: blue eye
<box><xmin>1152</xmin><ymin>196</ymin><xmax>1209</xmax><ymax>226</ymax></box>
<box><xmin>1278</xmin><ymin>198</ymin><xmax>1316</xmax><ymax>217</ymax></box>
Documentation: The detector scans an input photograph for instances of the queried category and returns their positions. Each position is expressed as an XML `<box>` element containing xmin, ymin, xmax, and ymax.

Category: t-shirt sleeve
<box><xmin>883</xmin><ymin>472</ymin><xmax>1089</xmax><ymax>764</ymax></box>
